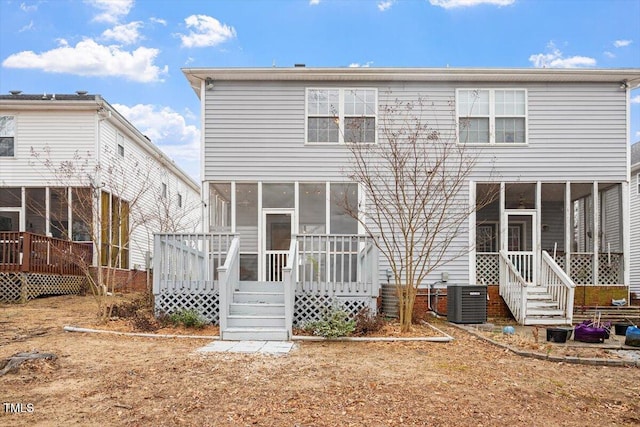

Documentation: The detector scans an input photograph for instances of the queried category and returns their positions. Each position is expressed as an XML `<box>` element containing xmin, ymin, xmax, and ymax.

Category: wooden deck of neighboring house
<box><xmin>0</xmin><ymin>232</ymin><xmax>91</xmax><ymax>302</ymax></box>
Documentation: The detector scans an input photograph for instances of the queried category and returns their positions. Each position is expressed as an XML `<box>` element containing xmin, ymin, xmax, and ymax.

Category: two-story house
<box><xmin>0</xmin><ymin>93</ymin><xmax>201</xmax><ymax>302</ymax></box>
<box><xmin>154</xmin><ymin>67</ymin><xmax>639</xmax><ymax>340</ymax></box>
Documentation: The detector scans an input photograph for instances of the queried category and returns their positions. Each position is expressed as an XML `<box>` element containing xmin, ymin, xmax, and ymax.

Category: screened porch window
<box><xmin>306</xmin><ymin>88</ymin><xmax>377</xmax><ymax>144</ymax></box>
<box><xmin>457</xmin><ymin>89</ymin><xmax>526</xmax><ymax>144</ymax></box>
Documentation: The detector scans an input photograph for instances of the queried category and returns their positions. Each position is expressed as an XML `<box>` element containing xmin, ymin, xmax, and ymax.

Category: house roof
<box><xmin>0</xmin><ymin>93</ymin><xmax>200</xmax><ymax>192</ymax></box>
<box><xmin>182</xmin><ymin>66</ymin><xmax>640</xmax><ymax>98</ymax></box>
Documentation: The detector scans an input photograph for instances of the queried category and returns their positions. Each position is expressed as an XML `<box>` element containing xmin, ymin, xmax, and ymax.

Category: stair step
<box><xmin>229</xmin><ymin>302</ymin><xmax>285</xmax><ymax>316</ymax></box>
<box><xmin>222</xmin><ymin>327</ymin><xmax>289</xmax><ymax>341</ymax></box>
<box><xmin>233</xmin><ymin>291</ymin><xmax>284</xmax><ymax>304</ymax></box>
<box><xmin>238</xmin><ymin>281</ymin><xmax>283</xmax><ymax>292</ymax></box>
<box><xmin>524</xmin><ymin>318</ymin><xmax>572</xmax><ymax>326</ymax></box>
<box><xmin>227</xmin><ymin>315</ymin><xmax>286</xmax><ymax>328</ymax></box>
<box><xmin>527</xmin><ymin>301</ymin><xmax>559</xmax><ymax>309</ymax></box>
<box><xmin>526</xmin><ymin>308</ymin><xmax>565</xmax><ymax>317</ymax></box>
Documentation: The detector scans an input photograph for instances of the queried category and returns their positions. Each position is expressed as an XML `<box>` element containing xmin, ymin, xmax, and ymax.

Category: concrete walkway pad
<box><xmin>197</xmin><ymin>340</ymin><xmax>295</xmax><ymax>354</ymax></box>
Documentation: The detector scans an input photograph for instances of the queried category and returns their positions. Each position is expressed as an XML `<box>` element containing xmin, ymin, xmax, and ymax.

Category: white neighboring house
<box><xmin>631</xmin><ymin>141</ymin><xmax>640</xmax><ymax>300</ymax></box>
<box><xmin>0</xmin><ymin>92</ymin><xmax>200</xmax><ymax>300</ymax></box>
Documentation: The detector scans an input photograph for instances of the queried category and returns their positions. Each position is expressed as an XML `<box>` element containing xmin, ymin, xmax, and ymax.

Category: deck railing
<box><xmin>153</xmin><ymin>232</ymin><xmax>236</xmax><ymax>294</ymax></box>
<box><xmin>266</xmin><ymin>250</ymin><xmax>288</xmax><ymax>281</ymax></box>
<box><xmin>507</xmin><ymin>251</ymin><xmax>534</xmax><ymax>283</ymax></box>
<box><xmin>0</xmin><ymin>232</ymin><xmax>91</xmax><ymax>276</ymax></box>
<box><xmin>499</xmin><ymin>249</ymin><xmax>528</xmax><ymax>323</ymax></box>
<box><xmin>283</xmin><ymin>239</ymin><xmax>298</xmax><ymax>339</ymax></box>
<box><xmin>218</xmin><ymin>237</ymin><xmax>240</xmax><ymax>334</ymax></box>
<box><xmin>295</xmin><ymin>234</ymin><xmax>378</xmax><ymax>297</ymax></box>
<box><xmin>540</xmin><ymin>250</ymin><xmax>575</xmax><ymax>323</ymax></box>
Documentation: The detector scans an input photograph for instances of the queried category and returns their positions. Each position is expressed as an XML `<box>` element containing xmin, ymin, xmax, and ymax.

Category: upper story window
<box><xmin>0</xmin><ymin>115</ymin><xmax>15</xmax><ymax>157</ymax></box>
<box><xmin>117</xmin><ymin>132</ymin><xmax>125</xmax><ymax>157</ymax></box>
<box><xmin>457</xmin><ymin>89</ymin><xmax>527</xmax><ymax>144</ymax></box>
<box><xmin>177</xmin><ymin>193</ymin><xmax>183</xmax><ymax>208</ymax></box>
<box><xmin>161</xmin><ymin>183</ymin><xmax>167</xmax><ymax>198</ymax></box>
<box><xmin>637</xmin><ymin>173</ymin><xmax>640</xmax><ymax>195</ymax></box>
<box><xmin>306</xmin><ymin>88</ymin><xmax>377</xmax><ymax>144</ymax></box>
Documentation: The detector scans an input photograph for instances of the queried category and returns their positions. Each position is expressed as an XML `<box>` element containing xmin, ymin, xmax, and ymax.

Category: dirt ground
<box><xmin>1</xmin><ymin>294</ymin><xmax>639</xmax><ymax>427</ymax></box>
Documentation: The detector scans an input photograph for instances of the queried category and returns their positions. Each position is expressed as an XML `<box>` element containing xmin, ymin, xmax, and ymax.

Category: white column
<box><xmin>257</xmin><ymin>182</ymin><xmax>263</xmax><ymax>281</ymax></box>
<box><xmin>230</xmin><ymin>182</ymin><xmax>236</xmax><ymax>233</ymax></box>
<box><xmin>202</xmin><ymin>181</ymin><xmax>210</xmax><ymax>233</ymax></box>
<box><xmin>535</xmin><ymin>181</ymin><xmax>541</xmax><ymax>285</ymax></box>
<box><xmin>592</xmin><ymin>181</ymin><xmax>599</xmax><ymax>285</ymax></box>
<box><xmin>622</xmin><ymin>181</ymin><xmax>630</xmax><ymax>297</ymax></box>
<box><xmin>45</xmin><ymin>187</ymin><xmax>50</xmax><ymax>236</ymax></box>
<box><xmin>499</xmin><ymin>182</ymin><xmax>506</xmax><ymax>253</ymax></box>
<box><xmin>564</xmin><ymin>182</ymin><xmax>571</xmax><ymax>276</ymax></box>
<box><xmin>68</xmin><ymin>187</ymin><xmax>73</xmax><ymax>240</ymax></box>
<box><xmin>325</xmin><ymin>182</ymin><xmax>331</xmax><ymax>234</ymax></box>
<box><xmin>469</xmin><ymin>180</ymin><xmax>476</xmax><ymax>285</ymax></box>
<box><xmin>20</xmin><ymin>187</ymin><xmax>26</xmax><ymax>232</ymax></box>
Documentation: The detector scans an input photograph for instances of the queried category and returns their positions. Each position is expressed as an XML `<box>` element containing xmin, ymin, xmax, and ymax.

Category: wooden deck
<box><xmin>0</xmin><ymin>232</ymin><xmax>91</xmax><ymax>276</ymax></box>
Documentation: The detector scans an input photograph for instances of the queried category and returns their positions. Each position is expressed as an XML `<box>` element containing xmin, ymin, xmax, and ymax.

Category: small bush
<box><xmin>168</xmin><ymin>309</ymin><xmax>208</xmax><ymax>329</ymax></box>
<box><xmin>352</xmin><ymin>307</ymin><xmax>387</xmax><ymax>336</ymax></box>
<box><xmin>305</xmin><ymin>306</ymin><xmax>355</xmax><ymax>339</ymax></box>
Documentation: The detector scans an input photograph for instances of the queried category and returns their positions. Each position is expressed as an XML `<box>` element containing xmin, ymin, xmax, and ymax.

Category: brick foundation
<box><xmin>90</xmin><ymin>267</ymin><xmax>151</xmax><ymax>294</ymax></box>
<box><xmin>573</xmin><ymin>285</ymin><xmax>628</xmax><ymax>307</ymax></box>
<box><xmin>411</xmin><ymin>285</ymin><xmax>513</xmax><ymax>320</ymax></box>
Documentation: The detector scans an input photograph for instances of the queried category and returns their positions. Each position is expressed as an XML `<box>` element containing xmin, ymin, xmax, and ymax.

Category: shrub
<box><xmin>168</xmin><ymin>309</ymin><xmax>208</xmax><ymax>329</ymax></box>
<box><xmin>352</xmin><ymin>307</ymin><xmax>387</xmax><ymax>336</ymax></box>
<box><xmin>305</xmin><ymin>306</ymin><xmax>355</xmax><ymax>339</ymax></box>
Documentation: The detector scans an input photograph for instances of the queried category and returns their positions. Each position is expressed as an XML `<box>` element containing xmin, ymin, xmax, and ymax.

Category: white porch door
<box><xmin>261</xmin><ymin>209</ymin><xmax>294</xmax><ymax>282</ymax></box>
<box><xmin>503</xmin><ymin>211</ymin><xmax>537</xmax><ymax>284</ymax></box>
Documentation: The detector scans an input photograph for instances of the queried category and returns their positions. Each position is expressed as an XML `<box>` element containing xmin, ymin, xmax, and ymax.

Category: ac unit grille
<box><xmin>447</xmin><ymin>285</ymin><xmax>487</xmax><ymax>324</ymax></box>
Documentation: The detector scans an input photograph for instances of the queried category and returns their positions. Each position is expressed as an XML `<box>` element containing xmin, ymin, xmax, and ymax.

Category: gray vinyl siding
<box><xmin>631</xmin><ymin>167</ymin><xmax>640</xmax><ymax>295</ymax></box>
<box><xmin>202</xmin><ymin>79</ymin><xmax>629</xmax><ymax>286</ymax></box>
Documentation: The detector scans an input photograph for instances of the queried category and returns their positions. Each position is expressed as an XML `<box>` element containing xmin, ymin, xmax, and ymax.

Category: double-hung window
<box><xmin>306</xmin><ymin>88</ymin><xmax>377</xmax><ymax>144</ymax></box>
<box><xmin>457</xmin><ymin>89</ymin><xmax>527</xmax><ymax>144</ymax></box>
<box><xmin>0</xmin><ymin>115</ymin><xmax>15</xmax><ymax>157</ymax></box>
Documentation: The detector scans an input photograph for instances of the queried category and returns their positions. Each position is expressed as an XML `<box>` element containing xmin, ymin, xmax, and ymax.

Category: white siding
<box><xmin>0</xmin><ymin>111</ymin><xmax>96</xmax><ymax>186</ymax></box>
<box><xmin>201</xmin><ymin>78</ymin><xmax>629</xmax><ymax>286</ymax></box>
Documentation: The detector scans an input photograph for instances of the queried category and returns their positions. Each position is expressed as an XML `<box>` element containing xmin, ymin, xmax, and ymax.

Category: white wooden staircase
<box><xmin>222</xmin><ymin>281</ymin><xmax>289</xmax><ymax>341</ymax></box>
<box><xmin>500</xmin><ymin>250</ymin><xmax>575</xmax><ymax>326</ymax></box>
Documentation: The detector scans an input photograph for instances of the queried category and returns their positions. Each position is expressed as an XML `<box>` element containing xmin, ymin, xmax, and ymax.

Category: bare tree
<box><xmin>343</xmin><ymin>96</ymin><xmax>495</xmax><ymax>331</ymax></box>
<box><xmin>28</xmin><ymin>145</ymin><xmax>165</xmax><ymax>320</ymax></box>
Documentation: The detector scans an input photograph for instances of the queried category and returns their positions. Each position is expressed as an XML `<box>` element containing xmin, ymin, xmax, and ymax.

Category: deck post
<box><xmin>21</xmin><ymin>232</ymin><xmax>31</xmax><ymax>273</ymax></box>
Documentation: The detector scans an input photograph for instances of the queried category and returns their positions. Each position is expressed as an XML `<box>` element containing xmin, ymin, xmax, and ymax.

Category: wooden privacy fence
<box><xmin>0</xmin><ymin>232</ymin><xmax>91</xmax><ymax>276</ymax></box>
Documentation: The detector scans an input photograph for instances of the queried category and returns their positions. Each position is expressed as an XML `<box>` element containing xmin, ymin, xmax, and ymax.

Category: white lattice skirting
<box><xmin>0</xmin><ymin>272</ymin><xmax>86</xmax><ymax>302</ymax></box>
<box><xmin>154</xmin><ymin>291</ymin><xmax>220</xmax><ymax>324</ymax></box>
<box><xmin>293</xmin><ymin>294</ymin><xmax>374</xmax><ymax>327</ymax></box>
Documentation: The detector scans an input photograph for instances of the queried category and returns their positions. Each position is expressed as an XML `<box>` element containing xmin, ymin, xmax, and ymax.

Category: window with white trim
<box><xmin>117</xmin><ymin>132</ymin><xmax>125</xmax><ymax>157</ymax></box>
<box><xmin>637</xmin><ymin>173</ymin><xmax>640</xmax><ymax>195</ymax></box>
<box><xmin>0</xmin><ymin>115</ymin><xmax>15</xmax><ymax>157</ymax></box>
<box><xmin>306</xmin><ymin>88</ymin><xmax>377</xmax><ymax>144</ymax></box>
<box><xmin>457</xmin><ymin>89</ymin><xmax>527</xmax><ymax>144</ymax></box>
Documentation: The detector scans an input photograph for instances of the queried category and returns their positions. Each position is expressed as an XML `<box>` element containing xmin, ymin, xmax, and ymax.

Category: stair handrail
<box><xmin>218</xmin><ymin>237</ymin><xmax>240</xmax><ymax>334</ymax></box>
<box><xmin>499</xmin><ymin>249</ymin><xmax>528</xmax><ymax>323</ymax></box>
<box><xmin>540</xmin><ymin>250</ymin><xmax>575</xmax><ymax>324</ymax></box>
<box><xmin>282</xmin><ymin>238</ymin><xmax>298</xmax><ymax>340</ymax></box>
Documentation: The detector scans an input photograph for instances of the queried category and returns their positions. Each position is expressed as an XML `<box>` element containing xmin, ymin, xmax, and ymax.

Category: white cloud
<box><xmin>113</xmin><ymin>103</ymin><xmax>201</xmax><ymax>179</ymax></box>
<box><xmin>2</xmin><ymin>38</ymin><xmax>168</xmax><ymax>83</ymax></box>
<box><xmin>349</xmin><ymin>62</ymin><xmax>374</xmax><ymax>67</ymax></box>
<box><xmin>86</xmin><ymin>0</ymin><xmax>134</xmax><ymax>24</ymax></box>
<box><xmin>614</xmin><ymin>39</ymin><xmax>632</xmax><ymax>48</ymax></box>
<box><xmin>529</xmin><ymin>42</ymin><xmax>596</xmax><ymax>68</ymax></box>
<box><xmin>603</xmin><ymin>51</ymin><xmax>615</xmax><ymax>59</ymax></box>
<box><xmin>631</xmin><ymin>95</ymin><xmax>640</xmax><ymax>104</ymax></box>
<box><xmin>150</xmin><ymin>17</ymin><xmax>167</xmax><ymax>26</ymax></box>
<box><xmin>19</xmin><ymin>20</ymin><xmax>34</xmax><ymax>32</ymax></box>
<box><xmin>102</xmin><ymin>21</ymin><xmax>143</xmax><ymax>44</ymax></box>
<box><xmin>20</xmin><ymin>2</ymin><xmax>37</xmax><ymax>12</ymax></box>
<box><xmin>429</xmin><ymin>0</ymin><xmax>514</xmax><ymax>8</ymax></box>
<box><xmin>309</xmin><ymin>0</ymin><xmax>320</xmax><ymax>5</ymax></box>
<box><xmin>177</xmin><ymin>15</ymin><xmax>237</xmax><ymax>48</ymax></box>
<box><xmin>378</xmin><ymin>1</ymin><xmax>394</xmax><ymax>11</ymax></box>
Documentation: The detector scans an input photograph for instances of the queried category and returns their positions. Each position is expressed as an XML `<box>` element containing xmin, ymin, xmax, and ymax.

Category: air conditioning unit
<box><xmin>447</xmin><ymin>285</ymin><xmax>487</xmax><ymax>324</ymax></box>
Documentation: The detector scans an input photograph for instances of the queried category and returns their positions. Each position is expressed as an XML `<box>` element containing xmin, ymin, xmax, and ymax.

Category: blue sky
<box><xmin>1</xmin><ymin>0</ymin><xmax>639</xmax><ymax>181</ymax></box>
